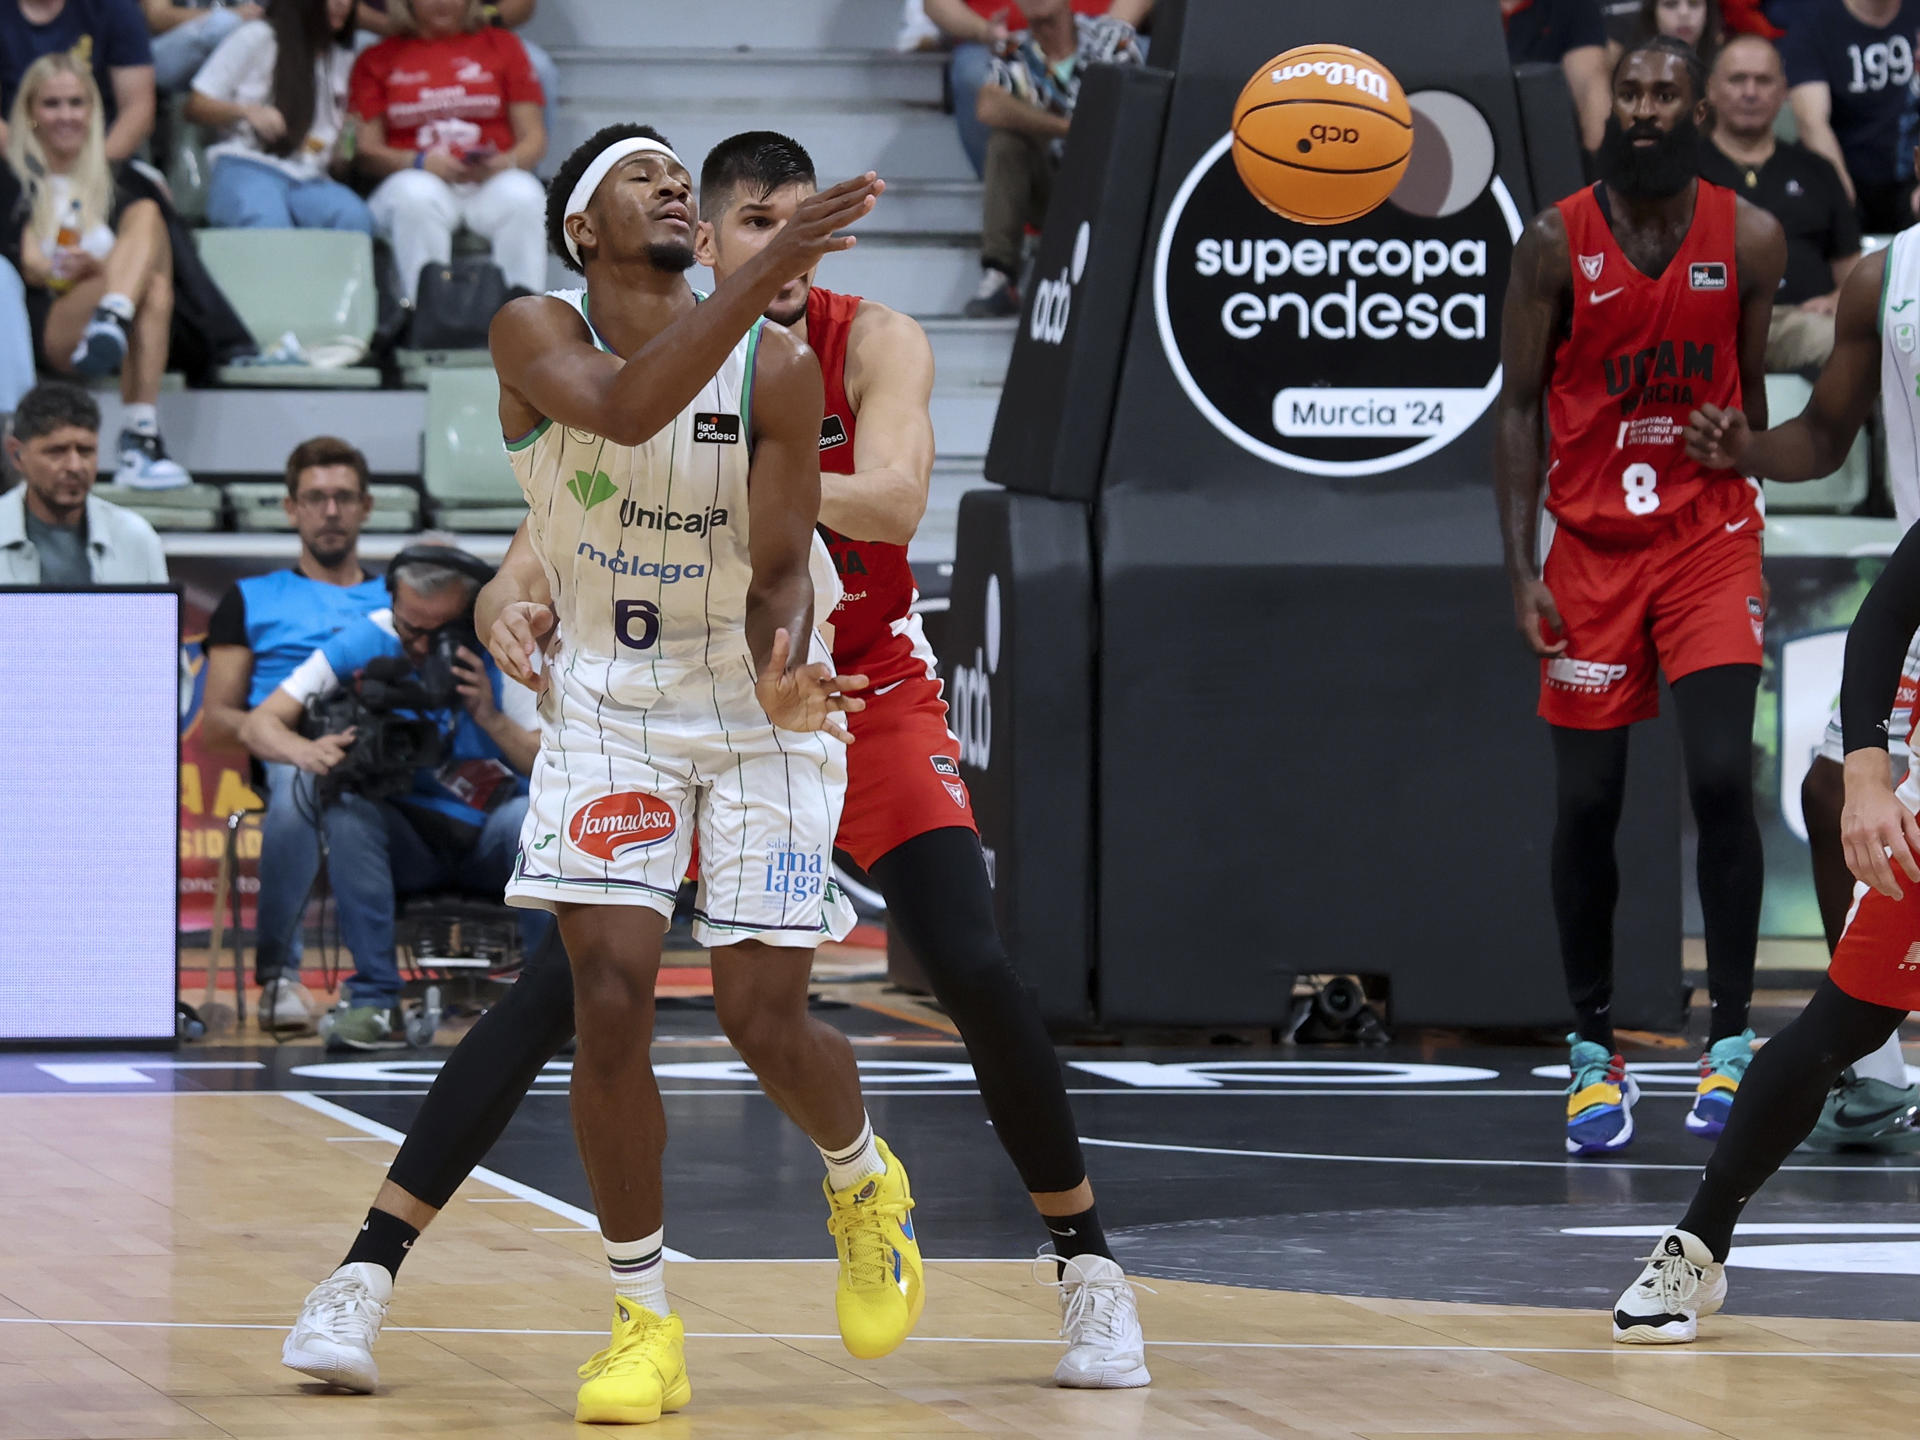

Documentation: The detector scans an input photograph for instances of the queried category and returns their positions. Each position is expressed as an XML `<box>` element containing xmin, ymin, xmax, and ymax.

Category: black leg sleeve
<box><xmin>868</xmin><ymin>826</ymin><xmax>1089</xmax><ymax>1196</ymax></box>
<box><xmin>1672</xmin><ymin>664</ymin><xmax>1764</xmax><ymax>1043</ymax></box>
<box><xmin>1551</xmin><ymin>724</ymin><xmax>1632</xmax><ymax>1049</ymax></box>
<box><xmin>1680</xmin><ymin>978</ymin><xmax>1904</xmax><ymax>1260</ymax></box>
<box><xmin>383</xmin><ymin>926</ymin><xmax>577</xmax><ymax>1210</ymax></box>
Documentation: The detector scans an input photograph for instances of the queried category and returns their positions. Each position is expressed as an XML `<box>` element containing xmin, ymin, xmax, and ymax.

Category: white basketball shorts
<box><xmin>504</xmin><ymin>651</ymin><xmax>855</xmax><ymax>949</ymax></box>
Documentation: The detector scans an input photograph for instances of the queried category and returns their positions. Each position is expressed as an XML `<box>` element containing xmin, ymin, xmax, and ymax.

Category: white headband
<box><xmin>563</xmin><ymin>137</ymin><xmax>687</xmax><ymax>265</ymax></box>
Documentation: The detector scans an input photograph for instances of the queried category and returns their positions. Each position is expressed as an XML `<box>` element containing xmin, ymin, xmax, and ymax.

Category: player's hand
<box><xmin>759</xmin><ymin>172</ymin><xmax>885</xmax><ymax>279</ymax></box>
<box><xmin>1513</xmin><ymin>577</ymin><xmax>1567</xmax><ymax>657</ymax></box>
<box><xmin>488</xmin><ymin>600</ymin><xmax>556</xmax><ymax>695</ymax></box>
<box><xmin>1842</xmin><ymin>753</ymin><xmax>1920</xmax><ymax>899</ymax></box>
<box><xmin>452</xmin><ymin>646</ymin><xmax>497</xmax><ymax>723</ymax></box>
<box><xmin>754</xmin><ymin>627</ymin><xmax>868</xmax><ymax>742</ymax></box>
<box><xmin>1685</xmin><ymin>403</ymin><xmax>1750</xmax><ymax>470</ymax></box>
<box><xmin>299</xmin><ymin>729</ymin><xmax>355</xmax><ymax>776</ymax></box>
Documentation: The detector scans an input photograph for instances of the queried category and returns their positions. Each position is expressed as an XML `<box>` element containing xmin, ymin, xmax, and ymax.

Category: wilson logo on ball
<box><xmin>1233</xmin><ymin>44</ymin><xmax>1413</xmax><ymax>227</ymax></box>
<box><xmin>567</xmin><ymin>792</ymin><xmax>677</xmax><ymax>860</ymax></box>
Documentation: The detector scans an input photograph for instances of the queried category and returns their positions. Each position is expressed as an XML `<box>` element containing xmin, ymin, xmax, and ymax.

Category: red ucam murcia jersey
<box><xmin>808</xmin><ymin>285</ymin><xmax>936</xmax><ymax>691</ymax></box>
<box><xmin>1545</xmin><ymin>180</ymin><xmax>1758</xmax><ymax>542</ymax></box>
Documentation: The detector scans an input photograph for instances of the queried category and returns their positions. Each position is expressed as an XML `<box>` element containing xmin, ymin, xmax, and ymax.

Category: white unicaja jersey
<box><xmin>1880</xmin><ymin>231</ymin><xmax>1920</xmax><ymax>530</ymax></box>
<box><xmin>506</xmin><ymin>288</ymin><xmax>782</xmax><ymax>709</ymax></box>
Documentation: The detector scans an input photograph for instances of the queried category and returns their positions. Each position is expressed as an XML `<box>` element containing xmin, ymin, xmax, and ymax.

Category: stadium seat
<box><xmin>422</xmin><ymin>367</ymin><xmax>528</xmax><ymax>530</ymax></box>
<box><xmin>95</xmin><ymin>481</ymin><xmax>223</xmax><ymax>531</ymax></box>
<box><xmin>226</xmin><ymin>480</ymin><xmax>420</xmax><ymax>533</ymax></box>
<box><xmin>1761</xmin><ymin>373</ymin><xmax>1869</xmax><ymax>514</ymax></box>
<box><xmin>193</xmin><ymin>230</ymin><xmax>382</xmax><ymax>388</ymax></box>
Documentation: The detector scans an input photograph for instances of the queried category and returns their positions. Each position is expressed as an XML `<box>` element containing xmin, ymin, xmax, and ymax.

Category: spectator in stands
<box><xmin>1701</xmin><ymin>34</ymin><xmax>1861</xmax><ymax>369</ymax></box>
<box><xmin>0</xmin><ymin>0</ymin><xmax>156</xmax><ymax>162</ymax></box>
<box><xmin>5</xmin><ymin>55</ymin><xmax>190</xmax><ymax>487</ymax></box>
<box><xmin>351</xmin><ymin>0</ymin><xmax>558</xmax><ymax>145</ymax></box>
<box><xmin>922</xmin><ymin>0</ymin><xmax>1150</xmax><ymax>178</ymax></box>
<box><xmin>1502</xmin><ymin>0</ymin><xmax>1613</xmax><ymax>156</ymax></box>
<box><xmin>1631</xmin><ymin>0</ymin><xmax>1725</xmax><ymax>61</ymax></box>
<box><xmin>203</xmin><ymin>437</ymin><xmax>386</xmax><ymax>1034</ymax></box>
<box><xmin>184</xmin><ymin>0</ymin><xmax>371</xmax><ymax>233</ymax></box>
<box><xmin>963</xmin><ymin>0</ymin><xmax>1141</xmax><ymax>318</ymax></box>
<box><xmin>1783</xmin><ymin>0</ymin><xmax>1920</xmax><ymax>232</ymax></box>
<box><xmin>241</xmin><ymin>547</ymin><xmax>548</xmax><ymax>1051</ymax></box>
<box><xmin>347</xmin><ymin>0</ymin><xmax>547</xmax><ymax>305</ymax></box>
<box><xmin>0</xmin><ymin>381</ymin><xmax>166</xmax><ymax>583</ymax></box>
<box><xmin>0</xmin><ymin>261</ymin><xmax>37</xmax><ymax>419</ymax></box>
<box><xmin>143</xmin><ymin>0</ymin><xmax>262</xmax><ymax>96</ymax></box>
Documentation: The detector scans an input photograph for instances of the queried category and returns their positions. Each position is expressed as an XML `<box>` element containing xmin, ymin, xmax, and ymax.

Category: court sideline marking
<box><xmin>1078</xmin><ymin>1134</ymin><xmax>1920</xmax><ymax>1174</ymax></box>
<box><xmin>277</xmin><ymin>1092</ymin><xmax>705</xmax><ymax>1261</ymax></box>
<box><xmin>0</xmin><ymin>1313</ymin><xmax>1911</xmax><ymax>1359</ymax></box>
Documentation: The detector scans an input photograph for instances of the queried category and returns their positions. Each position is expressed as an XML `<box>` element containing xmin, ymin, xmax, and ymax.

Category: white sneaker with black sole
<box><xmin>1042</xmin><ymin>1252</ymin><xmax>1152</xmax><ymax>1388</ymax></box>
<box><xmin>283</xmin><ymin>1261</ymin><xmax>392</xmax><ymax>1392</ymax></box>
<box><xmin>1612</xmin><ymin>1228</ymin><xmax>1726</xmax><ymax>1344</ymax></box>
<box><xmin>260</xmin><ymin>978</ymin><xmax>316</xmax><ymax>1033</ymax></box>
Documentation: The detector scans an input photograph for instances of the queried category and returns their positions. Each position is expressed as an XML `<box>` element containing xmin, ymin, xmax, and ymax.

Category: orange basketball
<box><xmin>1231</xmin><ymin>44</ymin><xmax>1413</xmax><ymax>226</ymax></box>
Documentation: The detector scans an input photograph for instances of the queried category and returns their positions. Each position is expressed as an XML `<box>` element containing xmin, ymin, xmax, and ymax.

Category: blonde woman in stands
<box><xmin>347</xmin><ymin>0</ymin><xmax>545</xmax><ymax>304</ymax></box>
<box><xmin>185</xmin><ymin>0</ymin><xmax>372</xmax><ymax>234</ymax></box>
<box><xmin>3</xmin><ymin>54</ymin><xmax>188</xmax><ymax>486</ymax></box>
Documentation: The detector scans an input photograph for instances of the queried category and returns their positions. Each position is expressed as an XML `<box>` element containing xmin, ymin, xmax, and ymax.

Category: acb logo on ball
<box><xmin>1155</xmin><ymin>84</ymin><xmax>1522</xmax><ymax>478</ymax></box>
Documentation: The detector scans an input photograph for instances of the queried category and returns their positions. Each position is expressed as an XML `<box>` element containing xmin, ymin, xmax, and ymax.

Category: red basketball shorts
<box><xmin>1828</xmin><ymin>866</ymin><xmax>1920</xmax><ymax>1012</ymax></box>
<box><xmin>1537</xmin><ymin>512</ymin><xmax>1765</xmax><ymax>730</ymax></box>
<box><xmin>834</xmin><ymin>671</ymin><xmax>977</xmax><ymax>871</ymax></box>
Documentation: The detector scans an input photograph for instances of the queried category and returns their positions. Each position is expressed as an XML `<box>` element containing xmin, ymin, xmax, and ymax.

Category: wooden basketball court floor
<box><xmin>7</xmin><ymin>988</ymin><xmax>1920</xmax><ymax>1439</ymax></box>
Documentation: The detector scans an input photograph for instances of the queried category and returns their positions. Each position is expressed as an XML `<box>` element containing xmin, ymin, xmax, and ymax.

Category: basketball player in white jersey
<box><xmin>1683</xmin><ymin>172</ymin><xmax>1920</xmax><ymax>1164</ymax></box>
<box><xmin>486</xmin><ymin>125</ymin><xmax>919</xmax><ymax>1423</ymax></box>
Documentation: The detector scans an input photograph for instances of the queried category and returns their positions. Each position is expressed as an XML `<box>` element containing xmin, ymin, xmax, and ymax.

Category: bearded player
<box><xmin>280</xmin><ymin>128</ymin><xmax>1147</xmax><ymax>1404</ymax></box>
<box><xmin>1493</xmin><ymin>36</ymin><xmax>1786</xmax><ymax>1155</ymax></box>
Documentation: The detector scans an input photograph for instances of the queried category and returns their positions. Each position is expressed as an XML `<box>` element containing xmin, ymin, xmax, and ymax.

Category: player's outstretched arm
<box><xmin>1840</xmin><ymin>521</ymin><xmax>1920</xmax><ymax>896</ymax></box>
<box><xmin>827</xmin><ymin>302</ymin><xmax>935</xmax><ymax>545</ymax></box>
<box><xmin>1686</xmin><ymin>248</ymin><xmax>1885</xmax><ymax>481</ymax></box>
<box><xmin>1492</xmin><ymin>209</ymin><xmax>1571</xmax><ymax>657</ymax></box>
<box><xmin>477</xmin><ymin>519</ymin><xmax>556</xmax><ymax>693</ymax></box>
<box><xmin>490</xmin><ymin>173</ymin><xmax>885</xmax><ymax>449</ymax></box>
<box><xmin>744</xmin><ymin>326</ymin><xmax>869</xmax><ymax>738</ymax></box>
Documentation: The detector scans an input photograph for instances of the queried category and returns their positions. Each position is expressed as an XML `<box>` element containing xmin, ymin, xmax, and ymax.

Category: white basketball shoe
<box><xmin>1044</xmin><ymin>1253</ymin><xmax>1152</xmax><ymax>1388</ymax></box>
<box><xmin>1611</xmin><ymin>1228</ymin><xmax>1726</xmax><ymax>1344</ymax></box>
<box><xmin>283</xmin><ymin>1261</ymin><xmax>392</xmax><ymax>1391</ymax></box>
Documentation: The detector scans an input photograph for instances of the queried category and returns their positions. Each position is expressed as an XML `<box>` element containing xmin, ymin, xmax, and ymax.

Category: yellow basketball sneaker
<box><xmin>824</xmin><ymin>1137</ymin><xmax>925</xmax><ymax>1359</ymax></box>
<box><xmin>574</xmin><ymin>1301</ymin><xmax>691</xmax><ymax>1425</ymax></box>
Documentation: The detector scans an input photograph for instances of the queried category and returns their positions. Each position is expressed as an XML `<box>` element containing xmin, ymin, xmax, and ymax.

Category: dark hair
<box><xmin>546</xmin><ymin>123</ymin><xmax>676</xmax><ymax>274</ymax></box>
<box><xmin>1615</xmin><ymin>33</ymin><xmax>1711</xmax><ymax>105</ymax></box>
<box><xmin>700</xmin><ymin>130</ymin><xmax>816</xmax><ymax>222</ymax></box>
<box><xmin>266</xmin><ymin>0</ymin><xmax>354</xmax><ymax>162</ymax></box>
<box><xmin>12</xmin><ymin>381</ymin><xmax>99</xmax><ymax>443</ymax></box>
<box><xmin>1634</xmin><ymin>0</ymin><xmax>1723</xmax><ymax>68</ymax></box>
<box><xmin>284</xmin><ymin>434</ymin><xmax>370</xmax><ymax>497</ymax></box>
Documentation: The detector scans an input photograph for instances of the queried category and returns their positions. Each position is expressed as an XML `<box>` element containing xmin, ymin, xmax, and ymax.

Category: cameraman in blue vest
<box><xmin>203</xmin><ymin>437</ymin><xmax>386</xmax><ymax>1033</ymax></box>
<box><xmin>242</xmin><ymin>546</ymin><xmax>548</xmax><ymax>1050</ymax></box>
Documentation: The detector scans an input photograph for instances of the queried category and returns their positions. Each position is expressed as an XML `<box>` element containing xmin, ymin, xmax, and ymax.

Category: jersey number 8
<box><xmin>1622</xmin><ymin>462</ymin><xmax>1660</xmax><ymax>517</ymax></box>
<box><xmin>615</xmin><ymin>598</ymin><xmax>661</xmax><ymax>651</ymax></box>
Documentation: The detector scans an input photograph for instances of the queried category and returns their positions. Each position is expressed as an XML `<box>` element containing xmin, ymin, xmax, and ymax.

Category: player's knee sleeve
<box><xmin>384</xmin><ymin>929</ymin><xmax>576</xmax><ymax>1209</ymax></box>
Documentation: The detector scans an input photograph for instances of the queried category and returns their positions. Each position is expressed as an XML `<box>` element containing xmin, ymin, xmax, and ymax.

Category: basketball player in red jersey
<box><xmin>279</xmin><ymin>129</ymin><xmax>1148</xmax><ymax>1400</ymax></box>
<box><xmin>1493</xmin><ymin>36</ymin><xmax>1786</xmax><ymax>1156</ymax></box>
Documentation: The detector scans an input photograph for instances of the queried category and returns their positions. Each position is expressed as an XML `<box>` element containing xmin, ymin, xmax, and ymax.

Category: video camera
<box><xmin>299</xmin><ymin>613</ymin><xmax>486</xmax><ymax>801</ymax></box>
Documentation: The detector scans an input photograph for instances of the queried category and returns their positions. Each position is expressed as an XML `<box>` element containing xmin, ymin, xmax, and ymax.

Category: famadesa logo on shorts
<box><xmin>1546</xmin><ymin>656</ymin><xmax>1629</xmax><ymax>693</ymax></box>
<box><xmin>568</xmin><ymin>792</ymin><xmax>676</xmax><ymax>860</ymax></box>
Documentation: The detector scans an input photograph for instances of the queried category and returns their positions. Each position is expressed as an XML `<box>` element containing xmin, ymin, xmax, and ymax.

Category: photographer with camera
<box><xmin>241</xmin><ymin>544</ymin><xmax>549</xmax><ymax>1050</ymax></box>
<box><xmin>203</xmin><ymin>437</ymin><xmax>386</xmax><ymax>1034</ymax></box>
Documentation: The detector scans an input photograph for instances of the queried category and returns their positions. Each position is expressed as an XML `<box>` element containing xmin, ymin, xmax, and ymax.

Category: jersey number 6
<box><xmin>615</xmin><ymin>598</ymin><xmax>660</xmax><ymax>651</ymax></box>
<box><xmin>1622</xmin><ymin>462</ymin><xmax>1660</xmax><ymax>517</ymax></box>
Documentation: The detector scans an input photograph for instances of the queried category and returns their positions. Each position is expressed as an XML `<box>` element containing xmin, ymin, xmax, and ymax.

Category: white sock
<box><xmin>122</xmin><ymin>402</ymin><xmax>158</xmax><ymax>436</ymax></box>
<box><xmin>1854</xmin><ymin>1031</ymin><xmax>1911</xmax><ymax>1087</ymax></box>
<box><xmin>604</xmin><ymin>1228</ymin><xmax>668</xmax><ymax>1318</ymax></box>
<box><xmin>818</xmin><ymin>1113</ymin><xmax>886</xmax><ymax>1192</ymax></box>
<box><xmin>98</xmin><ymin>291</ymin><xmax>134</xmax><ymax>323</ymax></box>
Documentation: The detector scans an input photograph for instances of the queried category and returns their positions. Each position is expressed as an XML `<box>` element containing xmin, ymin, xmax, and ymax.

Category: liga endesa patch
<box><xmin>567</xmin><ymin>792</ymin><xmax>677</xmax><ymax>860</ymax></box>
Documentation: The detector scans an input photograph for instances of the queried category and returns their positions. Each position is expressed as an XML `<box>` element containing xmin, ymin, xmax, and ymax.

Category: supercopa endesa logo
<box><xmin>1154</xmin><ymin>92</ymin><xmax>1522</xmax><ymax>477</ymax></box>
